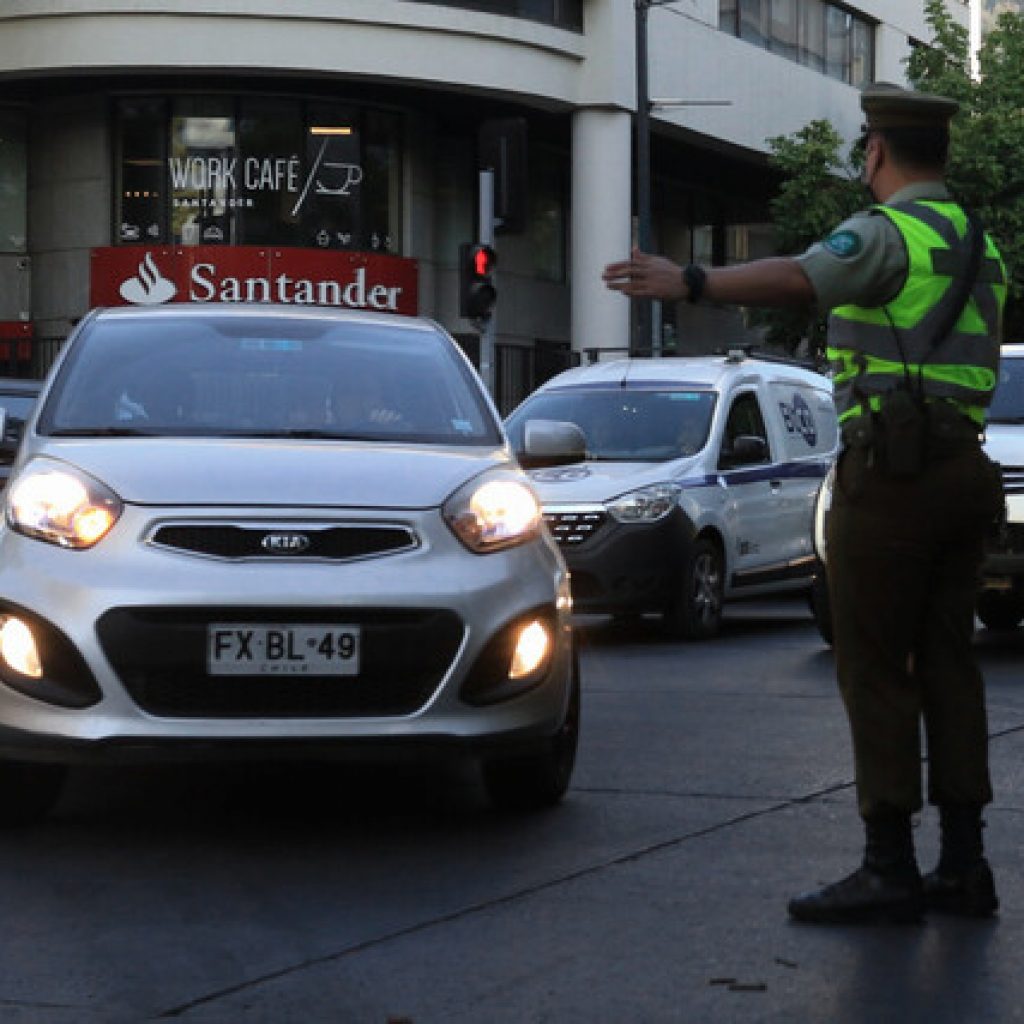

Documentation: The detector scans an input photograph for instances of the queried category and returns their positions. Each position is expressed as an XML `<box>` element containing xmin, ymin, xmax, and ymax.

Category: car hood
<box><xmin>525</xmin><ymin>457</ymin><xmax>701</xmax><ymax>504</ymax></box>
<box><xmin>26</xmin><ymin>439</ymin><xmax>512</xmax><ymax>508</ymax></box>
<box><xmin>984</xmin><ymin>425</ymin><xmax>1024</xmax><ymax>468</ymax></box>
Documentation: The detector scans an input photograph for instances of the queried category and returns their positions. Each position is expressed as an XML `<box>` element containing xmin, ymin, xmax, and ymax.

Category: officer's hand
<box><xmin>603</xmin><ymin>248</ymin><xmax>687</xmax><ymax>301</ymax></box>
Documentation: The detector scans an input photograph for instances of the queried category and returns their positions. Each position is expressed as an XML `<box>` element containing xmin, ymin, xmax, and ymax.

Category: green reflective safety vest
<box><xmin>827</xmin><ymin>200</ymin><xmax>1006</xmax><ymax>427</ymax></box>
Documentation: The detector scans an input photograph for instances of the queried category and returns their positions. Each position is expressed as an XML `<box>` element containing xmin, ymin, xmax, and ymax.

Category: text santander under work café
<box><xmin>90</xmin><ymin>246</ymin><xmax>419</xmax><ymax>314</ymax></box>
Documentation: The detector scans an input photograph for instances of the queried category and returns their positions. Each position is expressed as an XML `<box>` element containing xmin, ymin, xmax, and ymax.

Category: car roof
<box><xmin>87</xmin><ymin>303</ymin><xmax>441</xmax><ymax>334</ymax></box>
<box><xmin>537</xmin><ymin>353</ymin><xmax>828</xmax><ymax>392</ymax></box>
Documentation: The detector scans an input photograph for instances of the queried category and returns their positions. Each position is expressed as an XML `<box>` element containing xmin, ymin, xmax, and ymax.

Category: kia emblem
<box><xmin>261</xmin><ymin>533</ymin><xmax>312</xmax><ymax>554</ymax></box>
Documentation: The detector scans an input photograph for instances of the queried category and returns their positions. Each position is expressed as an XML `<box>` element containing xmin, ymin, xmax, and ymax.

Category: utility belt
<box><xmin>840</xmin><ymin>392</ymin><xmax>982</xmax><ymax>478</ymax></box>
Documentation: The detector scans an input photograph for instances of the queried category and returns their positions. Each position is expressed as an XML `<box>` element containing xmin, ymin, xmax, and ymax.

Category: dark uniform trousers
<box><xmin>828</xmin><ymin>436</ymin><xmax>1004</xmax><ymax>820</ymax></box>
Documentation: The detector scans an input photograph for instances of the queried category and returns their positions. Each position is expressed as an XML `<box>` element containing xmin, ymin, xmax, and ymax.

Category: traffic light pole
<box><xmin>478</xmin><ymin>169</ymin><xmax>497</xmax><ymax>398</ymax></box>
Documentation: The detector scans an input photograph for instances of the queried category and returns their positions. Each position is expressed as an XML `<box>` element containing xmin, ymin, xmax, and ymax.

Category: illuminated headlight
<box><xmin>444</xmin><ymin>473</ymin><xmax>541</xmax><ymax>553</ymax></box>
<box><xmin>606</xmin><ymin>483</ymin><xmax>681</xmax><ymax>523</ymax></box>
<box><xmin>812</xmin><ymin>463</ymin><xmax>836</xmax><ymax>564</ymax></box>
<box><xmin>6</xmin><ymin>460</ymin><xmax>122</xmax><ymax>549</ymax></box>
<box><xmin>509</xmin><ymin>619</ymin><xmax>552</xmax><ymax>680</ymax></box>
<box><xmin>0</xmin><ymin>616</ymin><xmax>41</xmax><ymax>678</ymax></box>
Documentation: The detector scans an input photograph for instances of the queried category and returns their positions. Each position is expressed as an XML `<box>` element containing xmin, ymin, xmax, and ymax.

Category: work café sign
<box><xmin>90</xmin><ymin>246</ymin><xmax>418</xmax><ymax>315</ymax></box>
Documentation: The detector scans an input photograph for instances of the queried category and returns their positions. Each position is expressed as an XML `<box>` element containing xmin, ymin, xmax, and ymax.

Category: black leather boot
<box><xmin>923</xmin><ymin>804</ymin><xmax>998</xmax><ymax>917</ymax></box>
<box><xmin>788</xmin><ymin>814</ymin><xmax>924</xmax><ymax>925</ymax></box>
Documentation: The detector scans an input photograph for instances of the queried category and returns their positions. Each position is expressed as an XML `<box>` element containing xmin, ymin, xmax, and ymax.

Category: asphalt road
<box><xmin>2</xmin><ymin>597</ymin><xmax>1023</xmax><ymax>1023</ymax></box>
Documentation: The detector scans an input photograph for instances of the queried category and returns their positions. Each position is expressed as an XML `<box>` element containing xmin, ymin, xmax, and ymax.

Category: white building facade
<box><xmin>0</xmin><ymin>0</ymin><xmax>967</xmax><ymax>410</ymax></box>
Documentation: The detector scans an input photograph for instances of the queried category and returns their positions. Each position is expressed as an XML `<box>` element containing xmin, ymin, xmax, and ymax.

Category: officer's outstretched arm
<box><xmin>603</xmin><ymin>249</ymin><xmax>815</xmax><ymax>308</ymax></box>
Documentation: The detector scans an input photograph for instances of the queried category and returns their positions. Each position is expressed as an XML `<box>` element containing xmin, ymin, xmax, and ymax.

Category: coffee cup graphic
<box><xmin>119</xmin><ymin>252</ymin><xmax>177</xmax><ymax>305</ymax></box>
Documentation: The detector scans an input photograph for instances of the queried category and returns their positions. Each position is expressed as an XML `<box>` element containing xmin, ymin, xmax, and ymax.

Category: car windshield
<box><xmin>506</xmin><ymin>386</ymin><xmax>716</xmax><ymax>461</ymax></box>
<box><xmin>38</xmin><ymin>313</ymin><xmax>502</xmax><ymax>446</ymax></box>
<box><xmin>988</xmin><ymin>355</ymin><xmax>1024</xmax><ymax>424</ymax></box>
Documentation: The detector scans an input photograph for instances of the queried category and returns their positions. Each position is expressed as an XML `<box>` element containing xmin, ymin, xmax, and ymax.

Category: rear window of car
<box><xmin>506</xmin><ymin>386</ymin><xmax>716</xmax><ymax>461</ymax></box>
<box><xmin>38</xmin><ymin>313</ymin><xmax>502</xmax><ymax>446</ymax></box>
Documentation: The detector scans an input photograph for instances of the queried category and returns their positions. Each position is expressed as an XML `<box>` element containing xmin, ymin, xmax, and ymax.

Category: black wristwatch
<box><xmin>682</xmin><ymin>264</ymin><xmax>706</xmax><ymax>304</ymax></box>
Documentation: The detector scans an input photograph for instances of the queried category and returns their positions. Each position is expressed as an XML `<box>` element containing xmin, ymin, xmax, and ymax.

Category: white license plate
<box><xmin>207</xmin><ymin>624</ymin><xmax>361</xmax><ymax>676</ymax></box>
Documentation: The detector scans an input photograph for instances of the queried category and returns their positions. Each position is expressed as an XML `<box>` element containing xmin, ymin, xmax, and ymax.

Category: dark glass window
<box><xmin>739</xmin><ymin>0</ymin><xmax>769</xmax><ymax>47</ymax></box>
<box><xmin>115</xmin><ymin>98</ymin><xmax>403</xmax><ymax>253</ymax></box>
<box><xmin>115</xmin><ymin>98</ymin><xmax>167</xmax><ymax>246</ymax></box>
<box><xmin>0</xmin><ymin>109</ymin><xmax>27</xmax><ymax>254</ymax></box>
<box><xmin>400</xmin><ymin>0</ymin><xmax>581</xmax><ymax>31</ymax></box>
<box><xmin>800</xmin><ymin>0</ymin><xmax>826</xmax><ymax>72</ymax></box>
<box><xmin>719</xmin><ymin>0</ymin><xmax>873</xmax><ymax>85</ymax></box>
<box><xmin>770</xmin><ymin>0</ymin><xmax>799</xmax><ymax>60</ymax></box>
<box><xmin>825</xmin><ymin>6</ymin><xmax>852</xmax><ymax>82</ymax></box>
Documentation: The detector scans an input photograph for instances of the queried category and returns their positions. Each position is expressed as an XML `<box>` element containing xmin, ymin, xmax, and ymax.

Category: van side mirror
<box><xmin>720</xmin><ymin>434</ymin><xmax>768</xmax><ymax>468</ymax></box>
<box><xmin>517</xmin><ymin>418</ymin><xmax>587</xmax><ymax>469</ymax></box>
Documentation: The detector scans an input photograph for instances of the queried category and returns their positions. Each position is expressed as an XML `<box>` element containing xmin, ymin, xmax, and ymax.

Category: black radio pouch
<box><xmin>877</xmin><ymin>386</ymin><xmax>926</xmax><ymax>478</ymax></box>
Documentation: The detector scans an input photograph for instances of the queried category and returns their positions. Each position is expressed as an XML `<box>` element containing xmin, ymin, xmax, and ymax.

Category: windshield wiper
<box><xmin>987</xmin><ymin>417</ymin><xmax>1024</xmax><ymax>425</ymax></box>
<box><xmin>49</xmin><ymin>427</ymin><xmax>160</xmax><ymax>437</ymax></box>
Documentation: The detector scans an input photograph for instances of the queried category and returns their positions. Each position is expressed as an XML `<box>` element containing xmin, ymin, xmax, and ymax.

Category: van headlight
<box><xmin>444</xmin><ymin>472</ymin><xmax>541</xmax><ymax>553</ymax></box>
<box><xmin>606</xmin><ymin>483</ymin><xmax>681</xmax><ymax>523</ymax></box>
<box><xmin>6</xmin><ymin>460</ymin><xmax>122</xmax><ymax>549</ymax></box>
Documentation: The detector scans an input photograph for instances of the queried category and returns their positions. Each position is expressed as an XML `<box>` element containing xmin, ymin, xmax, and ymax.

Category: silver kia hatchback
<box><xmin>0</xmin><ymin>305</ymin><xmax>577</xmax><ymax>822</ymax></box>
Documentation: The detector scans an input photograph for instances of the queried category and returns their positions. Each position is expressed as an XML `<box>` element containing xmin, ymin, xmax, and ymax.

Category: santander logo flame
<box><xmin>119</xmin><ymin>252</ymin><xmax>177</xmax><ymax>305</ymax></box>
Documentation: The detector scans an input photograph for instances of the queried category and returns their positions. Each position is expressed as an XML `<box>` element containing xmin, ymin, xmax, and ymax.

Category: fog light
<box><xmin>0</xmin><ymin>617</ymin><xmax>42</xmax><ymax>679</ymax></box>
<box><xmin>509</xmin><ymin>619</ymin><xmax>551</xmax><ymax>680</ymax></box>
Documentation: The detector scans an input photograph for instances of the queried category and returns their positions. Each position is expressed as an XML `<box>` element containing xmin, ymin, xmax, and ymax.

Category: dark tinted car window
<box><xmin>40</xmin><ymin>314</ymin><xmax>502</xmax><ymax>446</ymax></box>
<box><xmin>506</xmin><ymin>386</ymin><xmax>716</xmax><ymax>461</ymax></box>
<box><xmin>989</xmin><ymin>356</ymin><xmax>1024</xmax><ymax>423</ymax></box>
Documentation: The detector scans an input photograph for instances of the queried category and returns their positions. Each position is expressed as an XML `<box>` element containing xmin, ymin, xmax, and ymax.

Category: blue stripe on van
<box><xmin>679</xmin><ymin>461</ymin><xmax>830</xmax><ymax>488</ymax></box>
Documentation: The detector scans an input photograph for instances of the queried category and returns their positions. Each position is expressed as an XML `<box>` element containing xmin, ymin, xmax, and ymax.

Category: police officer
<box><xmin>603</xmin><ymin>82</ymin><xmax>1007</xmax><ymax>924</ymax></box>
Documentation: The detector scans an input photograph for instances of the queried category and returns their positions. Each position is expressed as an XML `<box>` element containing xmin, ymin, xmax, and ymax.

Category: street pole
<box><xmin>478</xmin><ymin>168</ymin><xmax>496</xmax><ymax>398</ymax></box>
<box><xmin>635</xmin><ymin>0</ymin><xmax>656</xmax><ymax>357</ymax></box>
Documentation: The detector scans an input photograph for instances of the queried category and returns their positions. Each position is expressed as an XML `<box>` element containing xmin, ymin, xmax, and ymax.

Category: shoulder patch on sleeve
<box><xmin>822</xmin><ymin>229</ymin><xmax>864</xmax><ymax>259</ymax></box>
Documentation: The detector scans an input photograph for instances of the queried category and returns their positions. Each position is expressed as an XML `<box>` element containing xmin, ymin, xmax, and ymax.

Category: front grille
<box><xmin>543</xmin><ymin>509</ymin><xmax>607</xmax><ymax>547</ymax></box>
<box><xmin>149</xmin><ymin>523</ymin><xmax>417</xmax><ymax>561</ymax></box>
<box><xmin>97</xmin><ymin>607</ymin><xmax>463</xmax><ymax>718</ymax></box>
<box><xmin>1001</xmin><ymin>465</ymin><xmax>1024</xmax><ymax>496</ymax></box>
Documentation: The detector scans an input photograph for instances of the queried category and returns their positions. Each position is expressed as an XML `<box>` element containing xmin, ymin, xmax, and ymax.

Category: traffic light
<box><xmin>459</xmin><ymin>243</ymin><xmax>497</xmax><ymax>321</ymax></box>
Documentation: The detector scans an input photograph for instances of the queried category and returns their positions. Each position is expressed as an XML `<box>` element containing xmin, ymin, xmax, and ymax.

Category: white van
<box><xmin>505</xmin><ymin>351</ymin><xmax>838</xmax><ymax>639</ymax></box>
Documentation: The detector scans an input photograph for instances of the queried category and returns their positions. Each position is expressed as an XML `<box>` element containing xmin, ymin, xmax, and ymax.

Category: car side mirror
<box><xmin>517</xmin><ymin>418</ymin><xmax>587</xmax><ymax>469</ymax></box>
<box><xmin>720</xmin><ymin>434</ymin><xmax>768</xmax><ymax>468</ymax></box>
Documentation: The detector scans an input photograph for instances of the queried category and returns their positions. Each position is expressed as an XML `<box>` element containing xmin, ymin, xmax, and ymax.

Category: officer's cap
<box><xmin>861</xmin><ymin>81</ymin><xmax>959</xmax><ymax>130</ymax></box>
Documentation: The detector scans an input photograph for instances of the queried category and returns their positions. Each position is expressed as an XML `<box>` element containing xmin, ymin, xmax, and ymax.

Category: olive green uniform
<box><xmin>796</xmin><ymin>184</ymin><xmax>1005</xmax><ymax>821</ymax></box>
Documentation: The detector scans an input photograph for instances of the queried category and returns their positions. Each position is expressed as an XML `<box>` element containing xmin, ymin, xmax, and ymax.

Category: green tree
<box><xmin>755</xmin><ymin>0</ymin><xmax>1024</xmax><ymax>355</ymax></box>
<box><xmin>750</xmin><ymin>121</ymin><xmax>864</xmax><ymax>358</ymax></box>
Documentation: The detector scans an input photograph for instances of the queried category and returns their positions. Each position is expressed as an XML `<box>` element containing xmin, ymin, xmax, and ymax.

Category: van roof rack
<box><xmin>715</xmin><ymin>345</ymin><xmax>818</xmax><ymax>372</ymax></box>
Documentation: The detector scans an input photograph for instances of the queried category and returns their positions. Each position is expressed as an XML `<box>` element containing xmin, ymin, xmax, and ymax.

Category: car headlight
<box><xmin>812</xmin><ymin>462</ymin><xmax>836</xmax><ymax>564</ymax></box>
<box><xmin>6</xmin><ymin>460</ymin><xmax>123</xmax><ymax>549</ymax></box>
<box><xmin>606</xmin><ymin>483</ymin><xmax>681</xmax><ymax>523</ymax></box>
<box><xmin>444</xmin><ymin>472</ymin><xmax>541</xmax><ymax>553</ymax></box>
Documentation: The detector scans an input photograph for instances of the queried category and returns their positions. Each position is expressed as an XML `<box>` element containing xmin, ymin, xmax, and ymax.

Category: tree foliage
<box><xmin>757</xmin><ymin>0</ymin><xmax>1024</xmax><ymax>354</ymax></box>
<box><xmin>750</xmin><ymin>121</ymin><xmax>863</xmax><ymax>357</ymax></box>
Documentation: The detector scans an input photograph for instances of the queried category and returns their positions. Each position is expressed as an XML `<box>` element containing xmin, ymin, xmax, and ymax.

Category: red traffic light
<box><xmin>459</xmin><ymin>243</ymin><xmax>498</xmax><ymax>321</ymax></box>
<box><xmin>472</xmin><ymin>245</ymin><xmax>496</xmax><ymax>277</ymax></box>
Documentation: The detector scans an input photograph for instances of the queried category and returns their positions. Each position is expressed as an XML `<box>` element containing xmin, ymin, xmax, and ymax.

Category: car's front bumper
<box><xmin>543</xmin><ymin>505</ymin><xmax>696</xmax><ymax>614</ymax></box>
<box><xmin>0</xmin><ymin>503</ymin><xmax>574</xmax><ymax>763</ymax></box>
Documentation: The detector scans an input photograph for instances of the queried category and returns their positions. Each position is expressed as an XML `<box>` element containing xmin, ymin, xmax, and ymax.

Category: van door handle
<box><xmin>770</xmin><ymin>479</ymin><xmax>782</xmax><ymax>492</ymax></box>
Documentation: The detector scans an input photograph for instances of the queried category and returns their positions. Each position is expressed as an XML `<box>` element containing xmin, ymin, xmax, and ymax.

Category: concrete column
<box><xmin>571</xmin><ymin>108</ymin><xmax>632</xmax><ymax>363</ymax></box>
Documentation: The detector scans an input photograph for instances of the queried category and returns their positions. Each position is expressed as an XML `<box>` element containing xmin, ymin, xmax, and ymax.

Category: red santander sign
<box><xmin>91</xmin><ymin>246</ymin><xmax>418</xmax><ymax>315</ymax></box>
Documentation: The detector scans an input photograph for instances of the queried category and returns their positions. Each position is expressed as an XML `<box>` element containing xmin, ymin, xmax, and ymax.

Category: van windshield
<box><xmin>506</xmin><ymin>387</ymin><xmax>716</xmax><ymax>462</ymax></box>
<box><xmin>989</xmin><ymin>356</ymin><xmax>1024</xmax><ymax>424</ymax></box>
